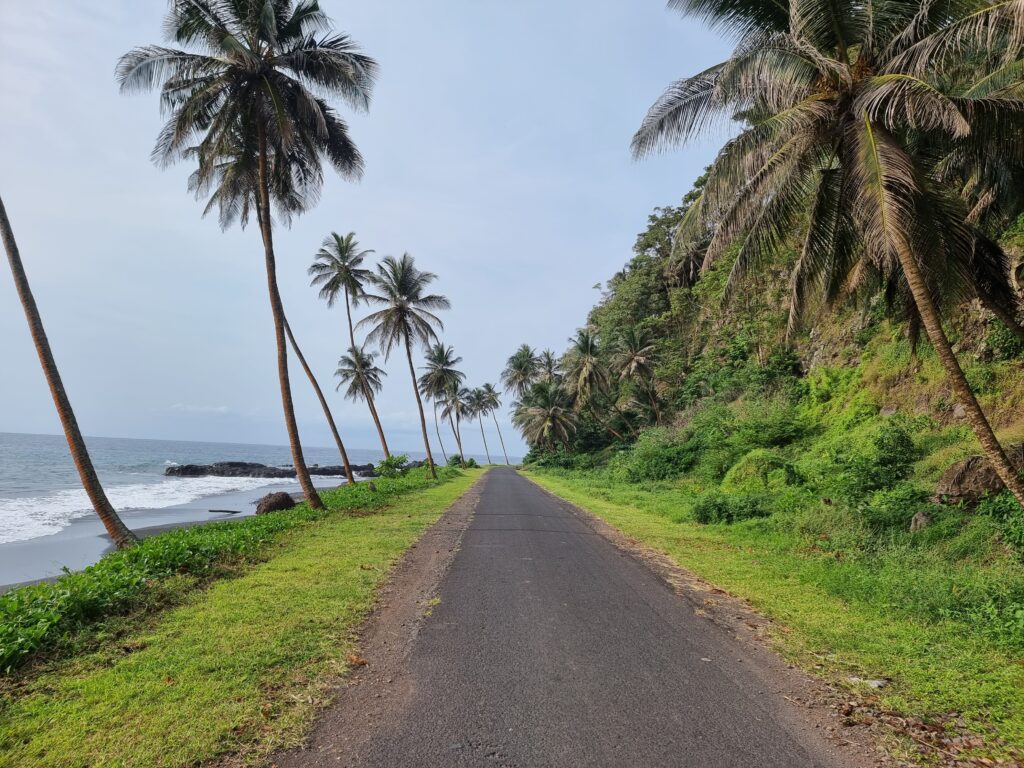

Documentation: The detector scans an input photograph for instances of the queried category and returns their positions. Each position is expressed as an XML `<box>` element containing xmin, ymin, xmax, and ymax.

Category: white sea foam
<box><xmin>0</xmin><ymin>476</ymin><xmax>297</xmax><ymax>544</ymax></box>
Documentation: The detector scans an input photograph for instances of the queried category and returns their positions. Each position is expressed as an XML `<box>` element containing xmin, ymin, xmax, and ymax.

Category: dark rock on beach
<box><xmin>255</xmin><ymin>492</ymin><xmax>296</xmax><ymax>515</ymax></box>
<box><xmin>165</xmin><ymin>462</ymin><xmax>372</xmax><ymax>479</ymax></box>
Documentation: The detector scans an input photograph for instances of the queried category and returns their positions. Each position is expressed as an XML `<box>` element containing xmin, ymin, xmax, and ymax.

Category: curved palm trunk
<box><xmin>433</xmin><ymin>404</ymin><xmax>449</xmax><ymax>464</ymax></box>
<box><xmin>587</xmin><ymin>403</ymin><xmax>625</xmax><ymax>441</ymax></box>
<box><xmin>282</xmin><ymin>316</ymin><xmax>354</xmax><ymax>484</ymax></box>
<box><xmin>899</xmin><ymin>242</ymin><xmax>1024</xmax><ymax>506</ymax></box>
<box><xmin>345</xmin><ymin>287</ymin><xmax>391</xmax><ymax>459</ymax></box>
<box><xmin>491</xmin><ymin>412</ymin><xmax>511</xmax><ymax>464</ymax></box>
<box><xmin>256</xmin><ymin>131</ymin><xmax>323</xmax><ymax>509</ymax></box>
<box><xmin>0</xmin><ymin>196</ymin><xmax>137</xmax><ymax>548</ymax></box>
<box><xmin>478</xmin><ymin>418</ymin><xmax>492</xmax><ymax>464</ymax></box>
<box><xmin>404</xmin><ymin>337</ymin><xmax>437</xmax><ymax>479</ymax></box>
<box><xmin>448</xmin><ymin>413</ymin><xmax>466</xmax><ymax>465</ymax></box>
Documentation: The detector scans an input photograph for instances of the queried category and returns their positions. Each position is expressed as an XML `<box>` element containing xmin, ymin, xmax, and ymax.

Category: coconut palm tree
<box><xmin>282</xmin><ymin>316</ymin><xmax>354</xmax><ymax>484</ymax></box>
<box><xmin>418</xmin><ymin>344</ymin><xmax>465</xmax><ymax>465</ymax></box>
<box><xmin>333</xmin><ymin>346</ymin><xmax>390</xmax><ymax>460</ymax></box>
<box><xmin>633</xmin><ymin>0</ymin><xmax>1024</xmax><ymax>504</ymax></box>
<box><xmin>538</xmin><ymin>349</ymin><xmax>560</xmax><ymax>383</ymax></box>
<box><xmin>480</xmin><ymin>383</ymin><xmax>511</xmax><ymax>465</ymax></box>
<box><xmin>359</xmin><ymin>254</ymin><xmax>449</xmax><ymax>478</ymax></box>
<box><xmin>501</xmin><ymin>345</ymin><xmax>541</xmax><ymax>398</ymax></box>
<box><xmin>440</xmin><ymin>383</ymin><xmax>472</xmax><ymax>464</ymax></box>
<box><xmin>512</xmin><ymin>381</ymin><xmax>577</xmax><ymax>451</ymax></box>
<box><xmin>118</xmin><ymin>0</ymin><xmax>378</xmax><ymax>509</ymax></box>
<box><xmin>1</xmin><ymin>197</ymin><xmax>137</xmax><ymax>549</ymax></box>
<box><xmin>613</xmin><ymin>328</ymin><xmax>662</xmax><ymax>424</ymax></box>
<box><xmin>309</xmin><ymin>232</ymin><xmax>374</xmax><ymax>351</ymax></box>
<box><xmin>563</xmin><ymin>328</ymin><xmax>625</xmax><ymax>441</ymax></box>
<box><xmin>467</xmin><ymin>388</ymin><xmax>493</xmax><ymax>465</ymax></box>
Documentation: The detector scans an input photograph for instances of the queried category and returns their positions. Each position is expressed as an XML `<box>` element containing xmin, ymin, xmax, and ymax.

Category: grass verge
<box><xmin>525</xmin><ymin>469</ymin><xmax>1024</xmax><ymax>759</ymax></box>
<box><xmin>0</xmin><ymin>468</ymin><xmax>482</xmax><ymax>768</ymax></box>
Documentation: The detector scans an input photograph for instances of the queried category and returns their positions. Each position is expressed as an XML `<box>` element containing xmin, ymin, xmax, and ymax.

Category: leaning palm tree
<box><xmin>467</xmin><ymin>388</ymin><xmax>493</xmax><ymax>465</ymax></box>
<box><xmin>480</xmin><ymin>383</ymin><xmax>511</xmax><ymax>464</ymax></box>
<box><xmin>1</xmin><ymin>197</ymin><xmax>137</xmax><ymax>549</ymax></box>
<box><xmin>418</xmin><ymin>344</ymin><xmax>465</xmax><ymax>466</ymax></box>
<box><xmin>563</xmin><ymin>328</ymin><xmax>624</xmax><ymax>441</ymax></box>
<box><xmin>512</xmin><ymin>381</ymin><xmax>577</xmax><ymax>451</ymax></box>
<box><xmin>440</xmin><ymin>384</ymin><xmax>471</xmax><ymax>465</ymax></box>
<box><xmin>334</xmin><ymin>344</ymin><xmax>391</xmax><ymax>458</ymax></box>
<box><xmin>309</xmin><ymin>232</ymin><xmax>374</xmax><ymax>352</ymax></box>
<box><xmin>501</xmin><ymin>344</ymin><xmax>541</xmax><ymax>398</ymax></box>
<box><xmin>118</xmin><ymin>0</ymin><xmax>378</xmax><ymax>509</ymax></box>
<box><xmin>360</xmin><ymin>254</ymin><xmax>449</xmax><ymax>478</ymax></box>
<box><xmin>633</xmin><ymin>0</ymin><xmax>1024</xmax><ymax>504</ymax></box>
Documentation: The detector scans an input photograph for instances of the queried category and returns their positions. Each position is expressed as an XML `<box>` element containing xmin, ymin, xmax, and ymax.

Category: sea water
<box><xmin>0</xmin><ymin>432</ymin><xmax>386</xmax><ymax>544</ymax></box>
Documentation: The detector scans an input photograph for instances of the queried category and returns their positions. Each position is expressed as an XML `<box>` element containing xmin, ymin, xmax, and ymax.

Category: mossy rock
<box><xmin>934</xmin><ymin>444</ymin><xmax>1024</xmax><ymax>507</ymax></box>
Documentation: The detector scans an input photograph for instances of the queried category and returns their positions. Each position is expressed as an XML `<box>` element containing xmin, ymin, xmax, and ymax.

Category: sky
<box><xmin>0</xmin><ymin>0</ymin><xmax>730</xmax><ymax>459</ymax></box>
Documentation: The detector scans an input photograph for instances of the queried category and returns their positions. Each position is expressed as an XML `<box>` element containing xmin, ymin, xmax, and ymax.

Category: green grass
<box><xmin>0</xmin><ymin>468</ymin><xmax>483</xmax><ymax>768</ymax></box>
<box><xmin>526</xmin><ymin>469</ymin><xmax>1024</xmax><ymax>756</ymax></box>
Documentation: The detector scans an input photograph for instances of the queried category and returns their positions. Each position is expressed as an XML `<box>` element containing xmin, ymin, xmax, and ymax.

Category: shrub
<box><xmin>447</xmin><ymin>455</ymin><xmax>464</xmax><ymax>467</ymax></box>
<box><xmin>375</xmin><ymin>454</ymin><xmax>409</xmax><ymax>478</ymax></box>
<box><xmin>721</xmin><ymin>448</ymin><xmax>797</xmax><ymax>493</ymax></box>
<box><xmin>731</xmin><ymin>400</ymin><xmax>808</xmax><ymax>450</ymax></box>
<box><xmin>692</xmin><ymin>491</ymin><xmax>772</xmax><ymax>524</ymax></box>
<box><xmin>825</xmin><ymin>417</ymin><xmax>921</xmax><ymax>503</ymax></box>
<box><xmin>988</xmin><ymin>321</ymin><xmax>1024</xmax><ymax>361</ymax></box>
<box><xmin>861</xmin><ymin>483</ymin><xmax>935</xmax><ymax>530</ymax></box>
<box><xmin>978</xmin><ymin>492</ymin><xmax>1024</xmax><ymax>552</ymax></box>
<box><xmin>465</xmin><ymin>458</ymin><xmax>479</xmax><ymax>468</ymax></box>
<box><xmin>608</xmin><ymin>428</ymin><xmax>698</xmax><ymax>482</ymax></box>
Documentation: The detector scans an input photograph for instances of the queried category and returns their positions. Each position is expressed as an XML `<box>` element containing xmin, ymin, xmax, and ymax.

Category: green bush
<box><xmin>824</xmin><ymin>417</ymin><xmax>921</xmax><ymax>503</ymax></box>
<box><xmin>0</xmin><ymin>470</ymin><xmax>458</xmax><ymax>673</ymax></box>
<box><xmin>861</xmin><ymin>483</ymin><xmax>935</xmax><ymax>530</ymax></box>
<box><xmin>447</xmin><ymin>455</ymin><xmax>464</xmax><ymax>467</ymax></box>
<box><xmin>692</xmin><ymin>491</ymin><xmax>772</xmax><ymax>524</ymax></box>
<box><xmin>978</xmin><ymin>492</ymin><xmax>1024</xmax><ymax>552</ymax></box>
<box><xmin>465</xmin><ymin>458</ymin><xmax>479</xmax><ymax>468</ymax></box>
<box><xmin>375</xmin><ymin>454</ymin><xmax>409</xmax><ymax>478</ymax></box>
<box><xmin>721</xmin><ymin>448</ymin><xmax>797</xmax><ymax>493</ymax></box>
<box><xmin>988</xmin><ymin>321</ymin><xmax>1024</xmax><ymax>361</ymax></box>
<box><xmin>607</xmin><ymin>428</ymin><xmax>699</xmax><ymax>482</ymax></box>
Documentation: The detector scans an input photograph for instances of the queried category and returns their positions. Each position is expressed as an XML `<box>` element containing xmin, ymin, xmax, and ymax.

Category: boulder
<box><xmin>933</xmin><ymin>444</ymin><xmax>1024</xmax><ymax>506</ymax></box>
<box><xmin>909</xmin><ymin>510</ymin><xmax>931</xmax><ymax>532</ymax></box>
<box><xmin>255</xmin><ymin>491</ymin><xmax>297</xmax><ymax>515</ymax></box>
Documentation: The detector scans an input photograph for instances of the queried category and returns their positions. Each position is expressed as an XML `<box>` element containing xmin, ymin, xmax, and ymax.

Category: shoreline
<box><xmin>0</xmin><ymin>476</ymin><xmax>345</xmax><ymax>593</ymax></box>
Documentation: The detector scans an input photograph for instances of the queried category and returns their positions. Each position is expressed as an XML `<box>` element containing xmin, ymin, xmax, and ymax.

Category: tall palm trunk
<box><xmin>345</xmin><ymin>286</ymin><xmax>390</xmax><ymax>458</ymax></box>
<box><xmin>587</xmin><ymin>403</ymin><xmax>625</xmax><ymax>441</ymax></box>
<box><xmin>491</xmin><ymin>412</ymin><xmax>511</xmax><ymax>464</ymax></box>
<box><xmin>256</xmin><ymin>130</ymin><xmax>323</xmax><ymax>509</ymax></box>
<box><xmin>448</xmin><ymin>413</ymin><xmax>466</xmax><ymax>465</ymax></box>
<box><xmin>404</xmin><ymin>337</ymin><xmax>437</xmax><ymax>479</ymax></box>
<box><xmin>899</xmin><ymin>242</ymin><xmax>1024</xmax><ymax>506</ymax></box>
<box><xmin>478</xmin><ymin>418</ymin><xmax>492</xmax><ymax>464</ymax></box>
<box><xmin>0</xmin><ymin>195</ymin><xmax>137</xmax><ymax>548</ymax></box>
<box><xmin>433</xmin><ymin>404</ymin><xmax>449</xmax><ymax>464</ymax></box>
<box><xmin>282</xmin><ymin>315</ymin><xmax>354</xmax><ymax>484</ymax></box>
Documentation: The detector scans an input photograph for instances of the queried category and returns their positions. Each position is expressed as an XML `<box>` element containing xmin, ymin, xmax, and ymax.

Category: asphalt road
<box><xmin>323</xmin><ymin>468</ymin><xmax>849</xmax><ymax>768</ymax></box>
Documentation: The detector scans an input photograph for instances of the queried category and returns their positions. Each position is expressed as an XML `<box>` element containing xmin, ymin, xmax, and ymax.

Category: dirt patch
<box><xmin>263</xmin><ymin>472</ymin><xmax>488</xmax><ymax>768</ymax></box>
<box><xmin>526</xmin><ymin>478</ymin><xmax>1024</xmax><ymax>768</ymax></box>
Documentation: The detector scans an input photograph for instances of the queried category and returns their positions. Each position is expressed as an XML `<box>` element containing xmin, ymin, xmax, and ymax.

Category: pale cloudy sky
<box><xmin>0</xmin><ymin>1</ymin><xmax>728</xmax><ymax>458</ymax></box>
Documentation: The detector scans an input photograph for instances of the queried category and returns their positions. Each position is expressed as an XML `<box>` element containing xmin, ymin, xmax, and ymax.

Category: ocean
<box><xmin>0</xmin><ymin>432</ymin><xmax>392</xmax><ymax>545</ymax></box>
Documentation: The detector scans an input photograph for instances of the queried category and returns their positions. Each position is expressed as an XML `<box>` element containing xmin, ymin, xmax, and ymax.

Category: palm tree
<box><xmin>512</xmin><ymin>381</ymin><xmax>577</xmax><ymax>451</ymax></box>
<box><xmin>334</xmin><ymin>345</ymin><xmax>391</xmax><ymax>459</ymax></box>
<box><xmin>309</xmin><ymin>232</ymin><xmax>374</xmax><ymax>352</ymax></box>
<box><xmin>563</xmin><ymin>328</ymin><xmax>625</xmax><ymax>441</ymax></box>
<box><xmin>1</xmin><ymin>196</ymin><xmax>136</xmax><ymax>548</ymax></box>
<box><xmin>501</xmin><ymin>345</ymin><xmax>541</xmax><ymax>398</ymax></box>
<box><xmin>633</xmin><ymin>0</ymin><xmax>1024</xmax><ymax>504</ymax></box>
<box><xmin>467</xmin><ymin>388</ymin><xmax>493</xmax><ymax>465</ymax></box>
<box><xmin>613</xmin><ymin>329</ymin><xmax>662</xmax><ymax>424</ymax></box>
<box><xmin>538</xmin><ymin>349</ymin><xmax>560</xmax><ymax>383</ymax></box>
<box><xmin>480</xmin><ymin>383</ymin><xmax>511</xmax><ymax>464</ymax></box>
<box><xmin>418</xmin><ymin>344</ymin><xmax>465</xmax><ymax>466</ymax></box>
<box><xmin>282</xmin><ymin>316</ymin><xmax>354</xmax><ymax>484</ymax></box>
<box><xmin>360</xmin><ymin>254</ymin><xmax>450</xmax><ymax>478</ymax></box>
<box><xmin>440</xmin><ymin>384</ymin><xmax>471</xmax><ymax>465</ymax></box>
<box><xmin>308</xmin><ymin>231</ymin><xmax>391</xmax><ymax>456</ymax></box>
<box><xmin>118</xmin><ymin>0</ymin><xmax>378</xmax><ymax>509</ymax></box>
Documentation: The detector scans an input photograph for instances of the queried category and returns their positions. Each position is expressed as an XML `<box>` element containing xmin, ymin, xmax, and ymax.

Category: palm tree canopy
<box><xmin>419</xmin><ymin>343</ymin><xmax>465</xmax><ymax>400</ymax></box>
<box><xmin>480</xmin><ymin>382</ymin><xmax>502</xmax><ymax>412</ymax></box>
<box><xmin>501</xmin><ymin>344</ymin><xmax>541</xmax><ymax>398</ymax></box>
<box><xmin>563</xmin><ymin>328</ymin><xmax>610</xmax><ymax>406</ymax></box>
<box><xmin>512</xmin><ymin>381</ymin><xmax>577</xmax><ymax>449</ymax></box>
<box><xmin>309</xmin><ymin>232</ymin><xmax>374</xmax><ymax>307</ymax></box>
<box><xmin>335</xmin><ymin>345</ymin><xmax>385</xmax><ymax>402</ymax></box>
<box><xmin>466</xmin><ymin>387</ymin><xmax>488</xmax><ymax>418</ymax></box>
<box><xmin>440</xmin><ymin>384</ymin><xmax>472</xmax><ymax>424</ymax></box>
<box><xmin>358</xmin><ymin>253</ymin><xmax>450</xmax><ymax>360</ymax></box>
<box><xmin>118</xmin><ymin>0</ymin><xmax>378</xmax><ymax>222</ymax></box>
<box><xmin>613</xmin><ymin>328</ymin><xmax>658</xmax><ymax>382</ymax></box>
<box><xmin>632</xmin><ymin>0</ymin><xmax>1024</xmax><ymax>333</ymax></box>
<box><xmin>537</xmin><ymin>349</ymin><xmax>560</xmax><ymax>382</ymax></box>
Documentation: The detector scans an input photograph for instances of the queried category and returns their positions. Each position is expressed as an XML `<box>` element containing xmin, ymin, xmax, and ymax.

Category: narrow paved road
<box><xmin>294</xmin><ymin>468</ymin><xmax>854</xmax><ymax>768</ymax></box>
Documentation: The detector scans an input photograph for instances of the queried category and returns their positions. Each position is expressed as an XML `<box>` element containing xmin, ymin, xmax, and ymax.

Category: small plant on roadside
<box><xmin>375</xmin><ymin>454</ymin><xmax>409</xmax><ymax>478</ymax></box>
